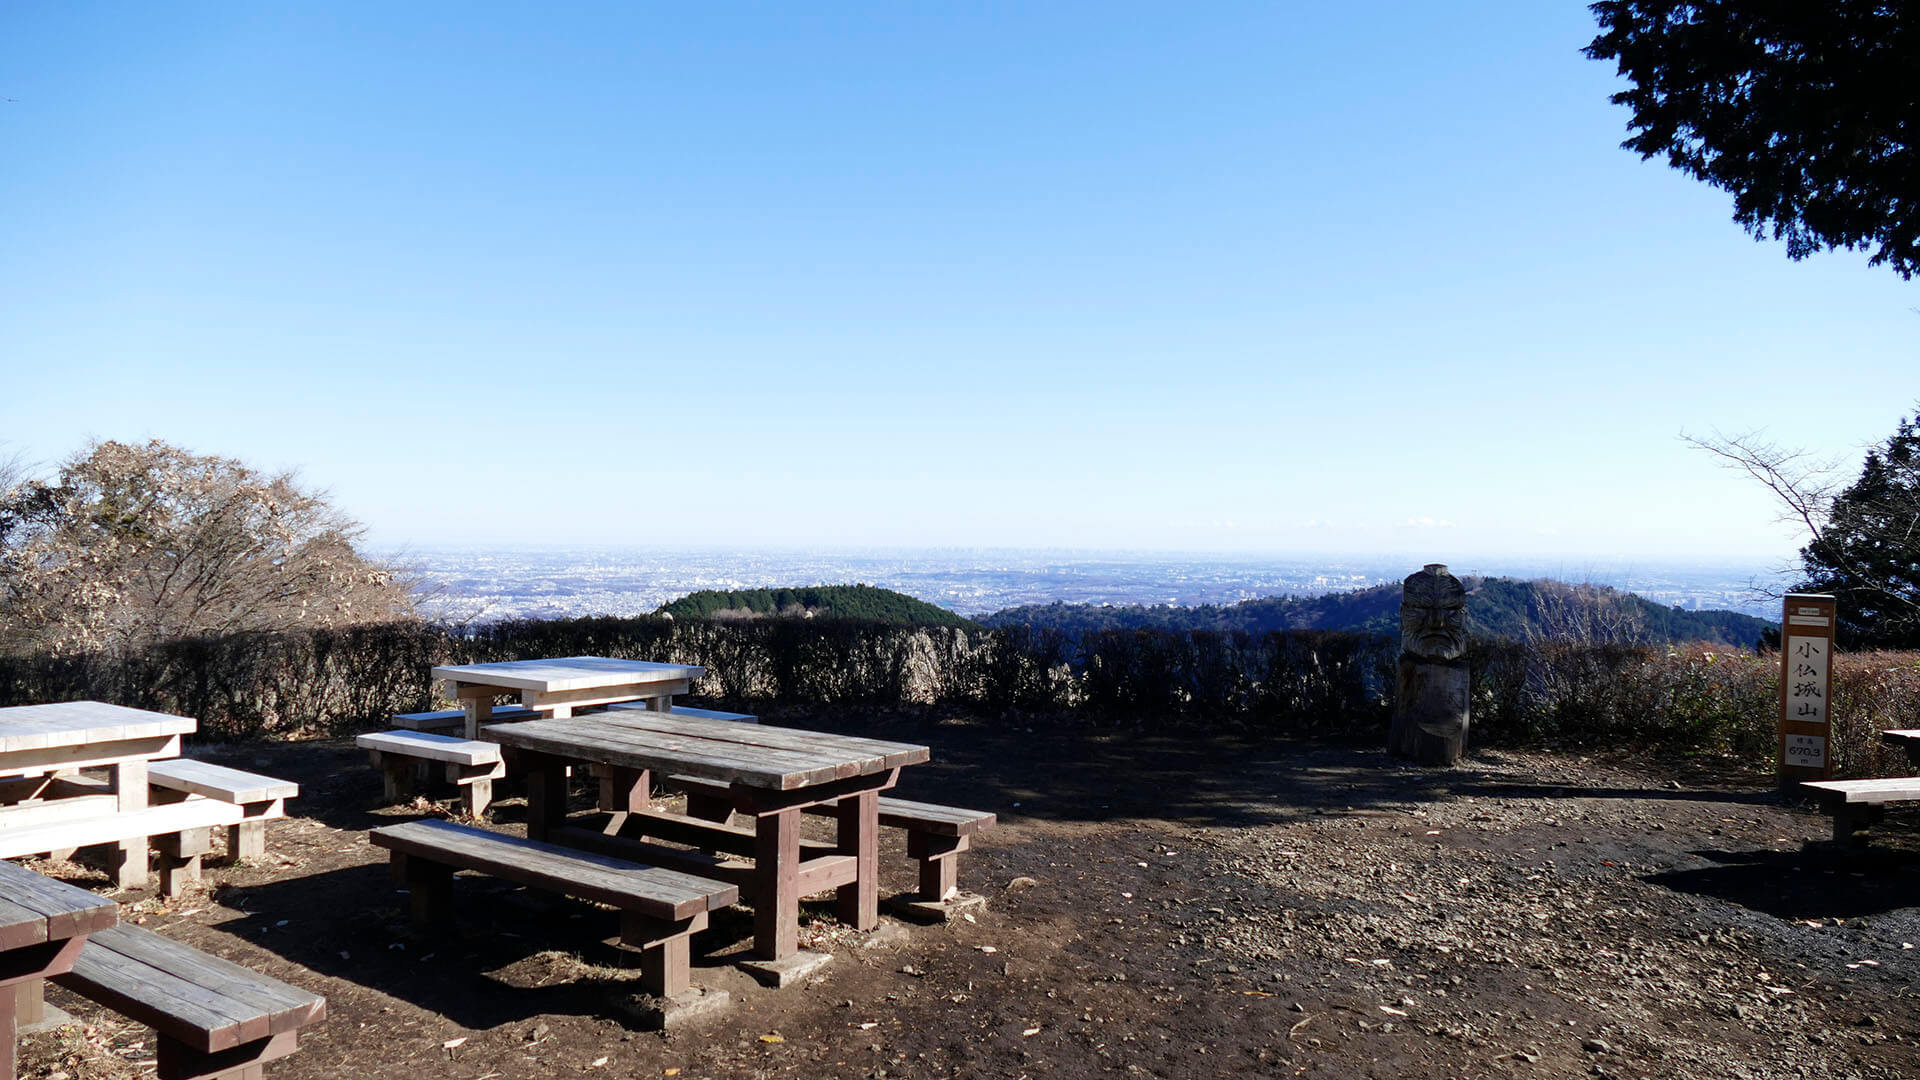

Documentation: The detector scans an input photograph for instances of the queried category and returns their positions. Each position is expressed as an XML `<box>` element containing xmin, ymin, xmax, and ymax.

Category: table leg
<box><xmin>0</xmin><ymin>992</ymin><xmax>15</xmax><ymax>1080</ymax></box>
<box><xmin>835</xmin><ymin>791</ymin><xmax>880</xmax><ymax>930</ymax></box>
<box><xmin>12</xmin><ymin>982</ymin><xmax>40</xmax><ymax>1029</ymax></box>
<box><xmin>599</xmin><ymin>767</ymin><xmax>651</xmax><ymax>815</ymax></box>
<box><xmin>753</xmin><ymin>809</ymin><xmax>802</xmax><ymax>960</ymax></box>
<box><xmin>524</xmin><ymin>753</ymin><xmax>569</xmax><ymax>843</ymax></box>
<box><xmin>461</xmin><ymin>696</ymin><xmax>494</xmax><ymax>741</ymax></box>
<box><xmin>110</xmin><ymin>759</ymin><xmax>149</xmax><ymax>890</ymax></box>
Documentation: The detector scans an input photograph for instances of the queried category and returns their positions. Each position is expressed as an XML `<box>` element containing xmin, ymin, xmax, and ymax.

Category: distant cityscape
<box><xmin>388</xmin><ymin>546</ymin><xmax>1793</xmax><ymax>624</ymax></box>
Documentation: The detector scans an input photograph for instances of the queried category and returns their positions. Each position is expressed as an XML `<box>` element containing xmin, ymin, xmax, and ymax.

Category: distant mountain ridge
<box><xmin>981</xmin><ymin>576</ymin><xmax>1774</xmax><ymax>648</ymax></box>
<box><xmin>658</xmin><ymin>585</ymin><xmax>976</xmax><ymax>627</ymax></box>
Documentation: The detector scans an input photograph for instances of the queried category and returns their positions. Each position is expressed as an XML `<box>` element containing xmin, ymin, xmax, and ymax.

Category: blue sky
<box><xmin>2</xmin><ymin>3</ymin><xmax>1913</xmax><ymax>563</ymax></box>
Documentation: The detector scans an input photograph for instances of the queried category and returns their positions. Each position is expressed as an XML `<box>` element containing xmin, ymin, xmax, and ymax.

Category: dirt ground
<box><xmin>17</xmin><ymin>706</ymin><xmax>1920</xmax><ymax>1080</ymax></box>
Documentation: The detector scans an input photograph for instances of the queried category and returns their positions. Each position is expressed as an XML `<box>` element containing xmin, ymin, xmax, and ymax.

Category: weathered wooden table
<box><xmin>485</xmin><ymin>710</ymin><xmax>928</xmax><ymax>976</ymax></box>
<box><xmin>432</xmin><ymin>657</ymin><xmax>708</xmax><ymax>738</ymax></box>
<box><xmin>0</xmin><ymin>702</ymin><xmax>197</xmax><ymax>890</ymax></box>
<box><xmin>0</xmin><ymin>860</ymin><xmax>117</xmax><ymax>1080</ymax></box>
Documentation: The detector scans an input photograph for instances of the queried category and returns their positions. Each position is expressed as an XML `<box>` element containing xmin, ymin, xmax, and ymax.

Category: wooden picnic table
<box><xmin>0</xmin><ymin>859</ymin><xmax>117</xmax><ymax>1080</ymax></box>
<box><xmin>0</xmin><ymin>702</ymin><xmax>196</xmax><ymax>890</ymax></box>
<box><xmin>432</xmin><ymin>656</ymin><xmax>708</xmax><ymax>738</ymax></box>
<box><xmin>484</xmin><ymin>710</ymin><xmax>929</xmax><ymax>969</ymax></box>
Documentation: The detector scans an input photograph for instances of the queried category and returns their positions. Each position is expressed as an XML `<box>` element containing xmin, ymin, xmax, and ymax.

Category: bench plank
<box><xmin>148</xmin><ymin>759</ymin><xmax>299</xmax><ymax>804</ymax></box>
<box><xmin>0</xmin><ymin>798</ymin><xmax>276</xmax><ymax>862</ymax></box>
<box><xmin>55</xmin><ymin>924</ymin><xmax>325</xmax><ymax>1054</ymax></box>
<box><xmin>1803</xmin><ymin>777</ymin><xmax>1920</xmax><ymax>805</ymax></box>
<box><xmin>355</xmin><ymin>730</ymin><xmax>502</xmax><ymax>767</ymax></box>
<box><xmin>368</xmin><ymin>819</ymin><xmax>737</xmax><ymax>921</ymax></box>
<box><xmin>876</xmin><ymin>798</ymin><xmax>996</xmax><ymax>836</ymax></box>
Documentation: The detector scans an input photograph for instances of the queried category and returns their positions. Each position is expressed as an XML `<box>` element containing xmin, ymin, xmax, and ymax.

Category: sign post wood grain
<box><xmin>1778</xmin><ymin>593</ymin><xmax>1837</xmax><ymax>785</ymax></box>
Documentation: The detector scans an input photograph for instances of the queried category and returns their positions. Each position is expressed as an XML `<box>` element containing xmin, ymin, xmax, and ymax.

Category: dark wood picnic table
<box><xmin>484</xmin><ymin>710</ymin><xmax>929</xmax><ymax>965</ymax></box>
<box><xmin>0</xmin><ymin>860</ymin><xmax>117</xmax><ymax>1080</ymax></box>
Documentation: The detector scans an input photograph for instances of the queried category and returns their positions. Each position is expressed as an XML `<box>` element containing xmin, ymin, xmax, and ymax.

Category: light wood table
<box><xmin>0</xmin><ymin>860</ymin><xmax>117</xmax><ymax>1080</ymax></box>
<box><xmin>485</xmin><ymin>711</ymin><xmax>928</xmax><ymax>974</ymax></box>
<box><xmin>432</xmin><ymin>657</ymin><xmax>708</xmax><ymax>738</ymax></box>
<box><xmin>0</xmin><ymin>702</ymin><xmax>196</xmax><ymax>889</ymax></box>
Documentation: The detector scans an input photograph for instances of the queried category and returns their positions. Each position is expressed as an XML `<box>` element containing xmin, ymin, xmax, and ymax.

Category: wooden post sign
<box><xmin>1778</xmin><ymin>593</ymin><xmax>1837</xmax><ymax>784</ymax></box>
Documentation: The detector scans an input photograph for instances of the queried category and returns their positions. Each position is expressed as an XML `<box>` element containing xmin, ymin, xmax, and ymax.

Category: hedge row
<box><xmin>1</xmin><ymin>617</ymin><xmax>1915</xmax><ymax>776</ymax></box>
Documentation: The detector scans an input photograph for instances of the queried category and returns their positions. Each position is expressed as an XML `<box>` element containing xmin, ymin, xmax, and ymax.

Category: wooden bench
<box><xmin>391</xmin><ymin>706</ymin><xmax>536</xmax><ymax>732</ymax></box>
<box><xmin>1801</xmin><ymin>777</ymin><xmax>1920</xmax><ymax>843</ymax></box>
<box><xmin>0</xmin><ymin>762</ymin><xmax>294</xmax><ymax>898</ymax></box>
<box><xmin>367</xmin><ymin>819</ymin><xmax>738</xmax><ymax>1025</ymax></box>
<box><xmin>663</xmin><ymin>775</ymin><xmax>994</xmax><ymax>917</ymax></box>
<box><xmin>53</xmin><ymin>923</ymin><xmax>325</xmax><ymax>1080</ymax></box>
<box><xmin>147</xmin><ymin>760</ymin><xmax>298</xmax><ymax>886</ymax></box>
<box><xmin>356</xmin><ymin>731</ymin><xmax>505</xmax><ymax>816</ymax></box>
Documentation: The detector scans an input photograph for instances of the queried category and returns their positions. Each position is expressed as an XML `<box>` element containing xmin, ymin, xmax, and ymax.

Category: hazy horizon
<box><xmin>390</xmin><ymin>543</ymin><xmax>1792</xmax><ymax>622</ymax></box>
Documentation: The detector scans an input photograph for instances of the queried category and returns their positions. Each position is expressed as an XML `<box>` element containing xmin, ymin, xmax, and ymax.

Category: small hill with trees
<box><xmin>982</xmin><ymin>576</ymin><xmax>1772</xmax><ymax>648</ymax></box>
<box><xmin>658</xmin><ymin>584</ymin><xmax>974</xmax><ymax>627</ymax></box>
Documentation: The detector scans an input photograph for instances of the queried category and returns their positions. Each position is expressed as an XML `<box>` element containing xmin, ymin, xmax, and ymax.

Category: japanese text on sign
<box><xmin>1784</xmin><ymin>635</ymin><xmax>1829</xmax><ymax>726</ymax></box>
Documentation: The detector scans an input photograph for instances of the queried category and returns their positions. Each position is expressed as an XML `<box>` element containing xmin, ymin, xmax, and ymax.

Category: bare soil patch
<box><xmin>19</xmin><ymin>707</ymin><xmax>1920</xmax><ymax>1079</ymax></box>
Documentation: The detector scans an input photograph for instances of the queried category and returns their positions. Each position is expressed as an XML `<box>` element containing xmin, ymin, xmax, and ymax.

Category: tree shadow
<box><xmin>1643</xmin><ymin>847</ymin><xmax>1920</xmax><ymax>921</ymax></box>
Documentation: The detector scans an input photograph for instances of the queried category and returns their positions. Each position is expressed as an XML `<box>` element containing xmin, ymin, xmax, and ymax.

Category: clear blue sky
<box><xmin>3</xmin><ymin>3</ymin><xmax>1913</xmax><ymax>563</ymax></box>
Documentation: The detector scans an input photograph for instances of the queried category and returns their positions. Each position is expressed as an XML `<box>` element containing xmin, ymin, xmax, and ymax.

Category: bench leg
<box><xmin>621</xmin><ymin>910</ymin><xmax>708</xmax><ymax>999</ymax></box>
<box><xmin>157</xmin><ymin>828</ymin><xmax>212</xmax><ymax>897</ymax></box>
<box><xmin>228</xmin><ymin>820</ymin><xmax>266</xmax><ymax>861</ymax></box>
<box><xmin>908</xmin><ymin>832</ymin><xmax>971</xmax><ymax>902</ymax></box>
<box><xmin>372</xmin><ymin>751</ymin><xmax>415</xmax><ymax>802</ymax></box>
<box><xmin>401</xmin><ymin>856</ymin><xmax>453</xmax><ymax>926</ymax></box>
<box><xmin>1833</xmin><ymin>805</ymin><xmax>1882</xmax><ymax>846</ymax></box>
<box><xmin>460</xmin><ymin>778</ymin><xmax>493</xmax><ymax>817</ymax></box>
<box><xmin>444</xmin><ymin>760</ymin><xmax>505</xmax><ymax>818</ymax></box>
<box><xmin>156</xmin><ymin>1028</ymin><xmax>299</xmax><ymax>1080</ymax></box>
<box><xmin>836</xmin><ymin>791</ymin><xmax>880</xmax><ymax>930</ymax></box>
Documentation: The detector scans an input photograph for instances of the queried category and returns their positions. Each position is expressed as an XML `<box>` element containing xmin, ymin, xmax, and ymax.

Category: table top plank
<box><xmin>600</xmin><ymin>711</ymin><xmax>929</xmax><ymax>771</ymax></box>
<box><xmin>431</xmin><ymin>657</ymin><xmax>706</xmax><ymax>694</ymax></box>
<box><xmin>0</xmin><ymin>861</ymin><xmax>118</xmax><ymax>943</ymax></box>
<box><xmin>488</xmin><ymin>719</ymin><xmax>853</xmax><ymax>789</ymax></box>
<box><xmin>0</xmin><ymin>701</ymin><xmax>197</xmax><ymax>753</ymax></box>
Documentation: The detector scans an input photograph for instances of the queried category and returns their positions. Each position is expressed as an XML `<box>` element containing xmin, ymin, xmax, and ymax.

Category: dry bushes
<box><xmin>2</xmin><ymin>616</ymin><xmax>1916</xmax><ymax>778</ymax></box>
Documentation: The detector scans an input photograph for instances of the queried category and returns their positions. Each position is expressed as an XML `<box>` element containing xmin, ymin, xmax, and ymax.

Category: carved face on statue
<box><xmin>1401</xmin><ymin>563</ymin><xmax>1468</xmax><ymax>662</ymax></box>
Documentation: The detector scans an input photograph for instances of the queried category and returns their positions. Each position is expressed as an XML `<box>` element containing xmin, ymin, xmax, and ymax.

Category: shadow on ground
<box><xmin>1647</xmin><ymin>846</ymin><xmax>1920</xmax><ymax>921</ymax></box>
<box><xmin>206</xmin><ymin>862</ymin><xmax>768</xmax><ymax>1030</ymax></box>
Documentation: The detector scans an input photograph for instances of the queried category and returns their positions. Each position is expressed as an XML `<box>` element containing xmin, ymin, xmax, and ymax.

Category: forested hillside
<box><xmin>658</xmin><ymin>585</ymin><xmax>975</xmax><ymax>627</ymax></box>
<box><xmin>983</xmin><ymin>577</ymin><xmax>1773</xmax><ymax>648</ymax></box>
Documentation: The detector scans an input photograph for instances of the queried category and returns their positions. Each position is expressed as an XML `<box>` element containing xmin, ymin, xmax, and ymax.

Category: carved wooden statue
<box><xmin>1388</xmin><ymin>563</ymin><xmax>1470</xmax><ymax>765</ymax></box>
